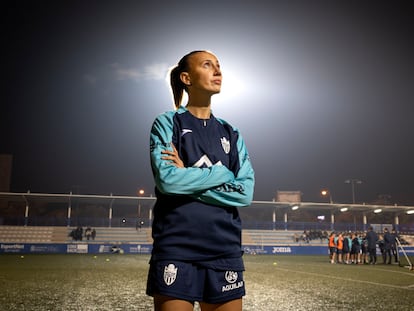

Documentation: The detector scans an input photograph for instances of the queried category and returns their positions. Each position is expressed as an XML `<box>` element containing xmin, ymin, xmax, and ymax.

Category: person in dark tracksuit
<box><xmin>390</xmin><ymin>228</ymin><xmax>399</xmax><ymax>264</ymax></box>
<box><xmin>366</xmin><ymin>226</ymin><xmax>378</xmax><ymax>264</ymax></box>
<box><xmin>383</xmin><ymin>228</ymin><xmax>393</xmax><ymax>264</ymax></box>
<box><xmin>146</xmin><ymin>50</ymin><xmax>255</xmax><ymax>311</ymax></box>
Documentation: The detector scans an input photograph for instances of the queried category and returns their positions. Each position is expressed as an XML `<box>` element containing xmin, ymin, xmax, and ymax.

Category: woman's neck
<box><xmin>186</xmin><ymin>104</ymin><xmax>211</xmax><ymax>119</ymax></box>
<box><xmin>186</xmin><ymin>94</ymin><xmax>211</xmax><ymax>119</ymax></box>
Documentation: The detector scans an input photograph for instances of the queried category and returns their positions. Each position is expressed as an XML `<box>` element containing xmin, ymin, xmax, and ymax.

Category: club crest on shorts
<box><xmin>224</xmin><ymin>271</ymin><xmax>238</xmax><ymax>283</ymax></box>
<box><xmin>163</xmin><ymin>263</ymin><xmax>178</xmax><ymax>286</ymax></box>
<box><xmin>221</xmin><ymin>137</ymin><xmax>230</xmax><ymax>154</ymax></box>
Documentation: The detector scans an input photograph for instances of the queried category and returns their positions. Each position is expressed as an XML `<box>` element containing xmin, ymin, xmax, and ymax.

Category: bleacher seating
<box><xmin>0</xmin><ymin>226</ymin><xmax>67</xmax><ymax>243</ymax></box>
<box><xmin>242</xmin><ymin>230</ymin><xmax>327</xmax><ymax>246</ymax></box>
<box><xmin>67</xmin><ymin>227</ymin><xmax>152</xmax><ymax>244</ymax></box>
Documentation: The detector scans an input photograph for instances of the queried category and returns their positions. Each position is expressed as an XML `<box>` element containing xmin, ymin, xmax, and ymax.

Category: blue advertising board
<box><xmin>0</xmin><ymin>243</ymin><xmax>153</xmax><ymax>254</ymax></box>
<box><xmin>1</xmin><ymin>243</ymin><xmax>413</xmax><ymax>256</ymax></box>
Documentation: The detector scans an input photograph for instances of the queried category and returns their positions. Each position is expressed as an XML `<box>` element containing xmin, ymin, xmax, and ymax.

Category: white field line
<box><xmin>274</xmin><ymin>267</ymin><xmax>414</xmax><ymax>290</ymax></box>
<box><xmin>300</xmin><ymin>263</ymin><xmax>414</xmax><ymax>277</ymax></box>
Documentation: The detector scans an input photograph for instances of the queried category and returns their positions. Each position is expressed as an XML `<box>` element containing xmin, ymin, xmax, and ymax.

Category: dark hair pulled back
<box><xmin>170</xmin><ymin>50</ymin><xmax>206</xmax><ymax>109</ymax></box>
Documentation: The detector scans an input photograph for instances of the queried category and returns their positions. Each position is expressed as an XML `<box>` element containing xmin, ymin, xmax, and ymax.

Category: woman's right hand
<box><xmin>161</xmin><ymin>144</ymin><xmax>184</xmax><ymax>168</ymax></box>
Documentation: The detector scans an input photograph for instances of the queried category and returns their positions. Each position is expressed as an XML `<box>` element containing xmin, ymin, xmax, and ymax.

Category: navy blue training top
<box><xmin>149</xmin><ymin>106</ymin><xmax>255</xmax><ymax>263</ymax></box>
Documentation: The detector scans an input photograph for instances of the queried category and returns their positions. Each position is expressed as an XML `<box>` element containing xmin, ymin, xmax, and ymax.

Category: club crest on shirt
<box><xmin>221</xmin><ymin>137</ymin><xmax>230</xmax><ymax>154</ymax></box>
<box><xmin>163</xmin><ymin>263</ymin><xmax>178</xmax><ymax>286</ymax></box>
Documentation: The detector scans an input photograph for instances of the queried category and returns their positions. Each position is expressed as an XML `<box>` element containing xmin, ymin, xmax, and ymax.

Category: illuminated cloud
<box><xmin>112</xmin><ymin>62</ymin><xmax>169</xmax><ymax>81</ymax></box>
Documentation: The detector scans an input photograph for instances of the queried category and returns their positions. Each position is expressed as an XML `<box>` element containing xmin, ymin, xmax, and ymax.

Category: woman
<box><xmin>146</xmin><ymin>50</ymin><xmax>255</xmax><ymax>311</ymax></box>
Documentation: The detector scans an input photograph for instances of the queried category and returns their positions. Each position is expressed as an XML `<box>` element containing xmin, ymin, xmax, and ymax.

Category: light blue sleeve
<box><xmin>150</xmin><ymin>112</ymin><xmax>235</xmax><ymax>195</ymax></box>
<box><xmin>190</xmin><ymin>130</ymin><xmax>255</xmax><ymax>207</ymax></box>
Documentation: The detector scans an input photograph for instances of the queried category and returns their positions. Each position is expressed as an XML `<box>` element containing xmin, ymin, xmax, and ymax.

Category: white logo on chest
<box><xmin>181</xmin><ymin>129</ymin><xmax>193</xmax><ymax>136</ymax></box>
<box><xmin>193</xmin><ymin>155</ymin><xmax>222</xmax><ymax>168</ymax></box>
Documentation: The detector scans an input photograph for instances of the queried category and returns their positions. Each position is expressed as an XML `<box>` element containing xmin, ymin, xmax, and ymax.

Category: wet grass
<box><xmin>0</xmin><ymin>254</ymin><xmax>413</xmax><ymax>310</ymax></box>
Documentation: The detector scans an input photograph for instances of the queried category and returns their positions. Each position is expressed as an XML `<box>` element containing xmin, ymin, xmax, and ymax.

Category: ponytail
<box><xmin>170</xmin><ymin>50</ymin><xmax>206</xmax><ymax>109</ymax></box>
<box><xmin>170</xmin><ymin>65</ymin><xmax>185</xmax><ymax>109</ymax></box>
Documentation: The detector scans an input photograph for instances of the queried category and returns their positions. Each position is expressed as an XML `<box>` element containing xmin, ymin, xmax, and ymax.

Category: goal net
<box><xmin>396</xmin><ymin>237</ymin><xmax>413</xmax><ymax>271</ymax></box>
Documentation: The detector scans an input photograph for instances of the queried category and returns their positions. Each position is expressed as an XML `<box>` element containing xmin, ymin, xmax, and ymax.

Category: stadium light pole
<box><xmin>321</xmin><ymin>189</ymin><xmax>333</xmax><ymax>204</ymax></box>
<box><xmin>108</xmin><ymin>193</ymin><xmax>114</xmax><ymax>228</ymax></box>
<box><xmin>137</xmin><ymin>189</ymin><xmax>144</xmax><ymax>222</ymax></box>
<box><xmin>321</xmin><ymin>189</ymin><xmax>334</xmax><ymax>229</ymax></box>
<box><xmin>344</xmin><ymin>179</ymin><xmax>362</xmax><ymax>204</ymax></box>
<box><xmin>67</xmin><ymin>192</ymin><xmax>72</xmax><ymax>227</ymax></box>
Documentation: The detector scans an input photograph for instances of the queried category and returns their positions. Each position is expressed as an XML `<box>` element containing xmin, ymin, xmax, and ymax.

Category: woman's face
<box><xmin>185</xmin><ymin>51</ymin><xmax>222</xmax><ymax>95</ymax></box>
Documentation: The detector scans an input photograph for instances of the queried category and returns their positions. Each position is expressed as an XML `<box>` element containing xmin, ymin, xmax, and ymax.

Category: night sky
<box><xmin>2</xmin><ymin>1</ymin><xmax>414</xmax><ymax>204</ymax></box>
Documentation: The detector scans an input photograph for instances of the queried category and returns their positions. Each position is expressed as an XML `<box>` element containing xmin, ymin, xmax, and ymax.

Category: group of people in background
<box><xmin>328</xmin><ymin>226</ymin><xmax>400</xmax><ymax>265</ymax></box>
<box><xmin>294</xmin><ymin>230</ymin><xmax>329</xmax><ymax>243</ymax></box>
<box><xmin>69</xmin><ymin>226</ymin><xmax>96</xmax><ymax>241</ymax></box>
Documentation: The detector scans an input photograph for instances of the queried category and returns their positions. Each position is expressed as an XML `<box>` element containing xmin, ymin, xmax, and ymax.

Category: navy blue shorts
<box><xmin>146</xmin><ymin>259</ymin><xmax>245</xmax><ymax>304</ymax></box>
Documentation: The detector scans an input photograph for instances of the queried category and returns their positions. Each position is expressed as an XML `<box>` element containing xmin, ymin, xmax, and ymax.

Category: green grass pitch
<box><xmin>0</xmin><ymin>254</ymin><xmax>413</xmax><ymax>310</ymax></box>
